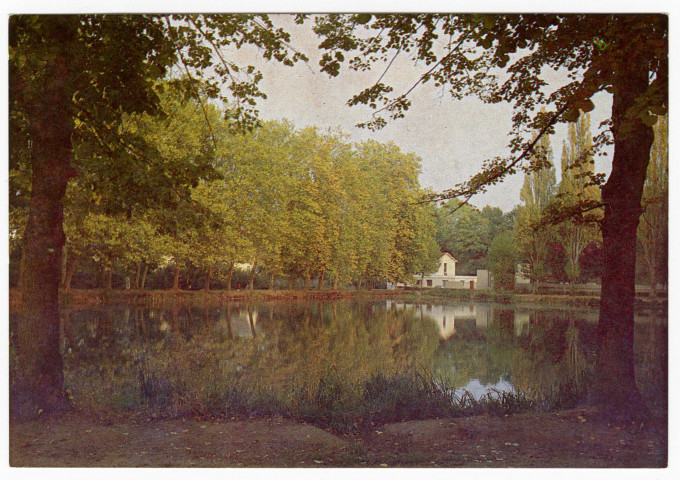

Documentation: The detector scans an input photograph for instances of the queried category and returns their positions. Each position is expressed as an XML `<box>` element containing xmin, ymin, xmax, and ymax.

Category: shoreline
<box><xmin>8</xmin><ymin>287</ymin><xmax>667</xmax><ymax>310</ymax></box>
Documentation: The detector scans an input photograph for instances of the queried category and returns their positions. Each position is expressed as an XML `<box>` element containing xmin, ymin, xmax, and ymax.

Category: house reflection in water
<box><xmin>385</xmin><ymin>300</ymin><xmax>530</xmax><ymax>340</ymax></box>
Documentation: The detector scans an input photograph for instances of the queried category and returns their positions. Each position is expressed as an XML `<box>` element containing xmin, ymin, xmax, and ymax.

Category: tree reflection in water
<box><xmin>10</xmin><ymin>299</ymin><xmax>665</xmax><ymax>416</ymax></box>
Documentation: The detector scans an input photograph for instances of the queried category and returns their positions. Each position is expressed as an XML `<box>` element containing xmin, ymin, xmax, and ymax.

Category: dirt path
<box><xmin>10</xmin><ymin>408</ymin><xmax>666</xmax><ymax>468</ymax></box>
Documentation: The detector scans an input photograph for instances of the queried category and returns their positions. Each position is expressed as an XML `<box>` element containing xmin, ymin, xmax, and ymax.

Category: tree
<box><xmin>488</xmin><ymin>231</ymin><xmax>517</xmax><ymax>291</ymax></box>
<box><xmin>434</xmin><ymin>200</ymin><xmax>489</xmax><ymax>275</ymax></box>
<box><xmin>9</xmin><ymin>14</ymin><xmax>304</xmax><ymax>414</ymax></box>
<box><xmin>554</xmin><ymin>113</ymin><xmax>602</xmax><ymax>286</ymax></box>
<box><xmin>514</xmin><ymin>132</ymin><xmax>557</xmax><ymax>292</ymax></box>
<box><xmin>638</xmin><ymin>115</ymin><xmax>668</xmax><ymax>297</ymax></box>
<box><xmin>313</xmin><ymin>13</ymin><xmax>667</xmax><ymax>416</ymax></box>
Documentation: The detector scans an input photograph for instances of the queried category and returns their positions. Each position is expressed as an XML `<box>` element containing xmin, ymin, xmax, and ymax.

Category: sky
<box><xmin>222</xmin><ymin>14</ymin><xmax>615</xmax><ymax>212</ymax></box>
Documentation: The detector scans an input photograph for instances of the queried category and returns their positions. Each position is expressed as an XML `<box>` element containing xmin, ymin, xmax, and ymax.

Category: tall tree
<box><xmin>488</xmin><ymin>231</ymin><xmax>517</xmax><ymax>291</ymax></box>
<box><xmin>9</xmin><ymin>14</ymin><xmax>303</xmax><ymax>414</ymax></box>
<box><xmin>313</xmin><ymin>13</ymin><xmax>667</xmax><ymax>416</ymax></box>
<box><xmin>555</xmin><ymin>112</ymin><xmax>602</xmax><ymax>286</ymax></box>
<box><xmin>514</xmin><ymin>133</ymin><xmax>557</xmax><ymax>292</ymax></box>
<box><xmin>638</xmin><ymin>115</ymin><xmax>668</xmax><ymax>297</ymax></box>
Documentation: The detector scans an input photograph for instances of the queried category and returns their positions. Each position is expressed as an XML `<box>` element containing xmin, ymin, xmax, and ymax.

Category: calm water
<box><xmin>9</xmin><ymin>299</ymin><xmax>667</xmax><ymax>413</ymax></box>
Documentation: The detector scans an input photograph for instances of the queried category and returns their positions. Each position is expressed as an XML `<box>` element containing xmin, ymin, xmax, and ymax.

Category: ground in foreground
<box><xmin>10</xmin><ymin>407</ymin><xmax>666</xmax><ymax>468</ymax></box>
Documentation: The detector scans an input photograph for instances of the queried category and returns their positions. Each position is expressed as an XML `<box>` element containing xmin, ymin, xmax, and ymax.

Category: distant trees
<box><xmin>488</xmin><ymin>231</ymin><xmax>517</xmax><ymax>291</ymax></box>
<box><xmin>514</xmin><ymin>133</ymin><xmax>557</xmax><ymax>292</ymax></box>
<box><xmin>434</xmin><ymin>199</ymin><xmax>514</xmax><ymax>275</ymax></box>
<box><xmin>638</xmin><ymin>115</ymin><xmax>668</xmax><ymax>297</ymax></box>
<box><xmin>554</xmin><ymin>113</ymin><xmax>602</xmax><ymax>286</ymax></box>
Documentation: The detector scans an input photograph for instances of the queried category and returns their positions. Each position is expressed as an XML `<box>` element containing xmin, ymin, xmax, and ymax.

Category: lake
<box><xmin>9</xmin><ymin>298</ymin><xmax>667</xmax><ymax>419</ymax></box>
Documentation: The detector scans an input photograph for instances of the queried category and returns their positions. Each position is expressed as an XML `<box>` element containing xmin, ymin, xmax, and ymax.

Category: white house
<box><xmin>414</xmin><ymin>252</ymin><xmax>479</xmax><ymax>290</ymax></box>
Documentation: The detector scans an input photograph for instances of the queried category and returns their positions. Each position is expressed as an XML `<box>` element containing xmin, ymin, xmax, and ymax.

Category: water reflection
<box><xmin>11</xmin><ymin>299</ymin><xmax>666</xmax><ymax>414</ymax></box>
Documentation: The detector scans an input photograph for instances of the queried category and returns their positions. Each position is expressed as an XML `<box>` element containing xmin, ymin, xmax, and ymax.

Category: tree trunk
<box><xmin>102</xmin><ymin>262</ymin><xmax>113</xmax><ymax>290</ymax></box>
<box><xmin>17</xmin><ymin>244</ymin><xmax>27</xmax><ymax>290</ymax></box>
<box><xmin>140</xmin><ymin>263</ymin><xmax>149</xmax><ymax>290</ymax></box>
<box><xmin>289</xmin><ymin>277</ymin><xmax>295</xmax><ymax>291</ymax></box>
<box><xmin>249</xmin><ymin>258</ymin><xmax>257</xmax><ymax>290</ymax></box>
<box><xmin>226</xmin><ymin>263</ymin><xmax>233</xmax><ymax>291</ymax></box>
<box><xmin>63</xmin><ymin>254</ymin><xmax>79</xmax><ymax>291</ymax></box>
<box><xmin>595</xmin><ymin>53</ymin><xmax>655</xmax><ymax>416</ymax></box>
<box><xmin>14</xmin><ymin>20</ymin><xmax>78</xmax><ymax>415</ymax></box>
<box><xmin>172</xmin><ymin>266</ymin><xmax>181</xmax><ymax>290</ymax></box>
<box><xmin>204</xmin><ymin>266</ymin><xmax>212</xmax><ymax>291</ymax></box>
<box><xmin>303</xmin><ymin>276</ymin><xmax>310</xmax><ymax>290</ymax></box>
<box><xmin>269</xmin><ymin>273</ymin><xmax>275</xmax><ymax>290</ymax></box>
<box><xmin>333</xmin><ymin>276</ymin><xmax>339</xmax><ymax>290</ymax></box>
<box><xmin>60</xmin><ymin>244</ymin><xmax>68</xmax><ymax>288</ymax></box>
<box><xmin>647</xmin><ymin>256</ymin><xmax>657</xmax><ymax>299</ymax></box>
<box><xmin>134</xmin><ymin>262</ymin><xmax>142</xmax><ymax>289</ymax></box>
<box><xmin>317</xmin><ymin>270</ymin><xmax>325</xmax><ymax>291</ymax></box>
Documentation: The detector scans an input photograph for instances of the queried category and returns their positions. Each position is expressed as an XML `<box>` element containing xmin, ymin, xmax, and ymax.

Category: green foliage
<box><xmin>435</xmin><ymin>199</ymin><xmax>514</xmax><ymax>275</ymax></box>
<box><xmin>638</xmin><ymin>115</ymin><xmax>668</xmax><ymax>294</ymax></box>
<box><xmin>488</xmin><ymin>231</ymin><xmax>517</xmax><ymax>291</ymax></box>
<box><xmin>514</xmin><ymin>132</ymin><xmax>557</xmax><ymax>290</ymax></box>
<box><xmin>552</xmin><ymin>112</ymin><xmax>603</xmax><ymax>284</ymax></box>
<box><xmin>33</xmin><ymin>118</ymin><xmax>439</xmax><ymax>291</ymax></box>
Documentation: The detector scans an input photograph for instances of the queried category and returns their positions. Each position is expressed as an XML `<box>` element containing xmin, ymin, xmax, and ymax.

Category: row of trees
<box><xmin>10</xmin><ymin>100</ymin><xmax>441</xmax><ymax>292</ymax></box>
<box><xmin>511</xmin><ymin>112</ymin><xmax>667</xmax><ymax>295</ymax></box>
<box><xmin>514</xmin><ymin>112</ymin><xmax>602</xmax><ymax>292</ymax></box>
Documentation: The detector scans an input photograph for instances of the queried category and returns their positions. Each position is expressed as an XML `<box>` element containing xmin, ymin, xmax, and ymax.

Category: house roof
<box><xmin>440</xmin><ymin>251</ymin><xmax>458</xmax><ymax>262</ymax></box>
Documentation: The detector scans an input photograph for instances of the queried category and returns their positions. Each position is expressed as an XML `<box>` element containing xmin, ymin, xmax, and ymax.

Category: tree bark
<box><xmin>226</xmin><ymin>263</ymin><xmax>233</xmax><ymax>291</ymax></box>
<box><xmin>204</xmin><ymin>266</ymin><xmax>212</xmax><ymax>291</ymax></box>
<box><xmin>14</xmin><ymin>20</ymin><xmax>78</xmax><ymax>415</ymax></box>
<box><xmin>647</xmin><ymin>256</ymin><xmax>657</xmax><ymax>299</ymax></box>
<box><xmin>172</xmin><ymin>266</ymin><xmax>181</xmax><ymax>290</ymax></box>
<box><xmin>140</xmin><ymin>263</ymin><xmax>149</xmax><ymax>290</ymax></box>
<box><xmin>17</xmin><ymin>244</ymin><xmax>27</xmax><ymax>290</ymax></box>
<box><xmin>134</xmin><ymin>262</ymin><xmax>142</xmax><ymax>289</ymax></box>
<box><xmin>249</xmin><ymin>258</ymin><xmax>257</xmax><ymax>290</ymax></box>
<box><xmin>60</xmin><ymin>244</ymin><xmax>68</xmax><ymax>288</ymax></box>
<box><xmin>63</xmin><ymin>254</ymin><xmax>79</xmax><ymax>291</ymax></box>
<box><xmin>317</xmin><ymin>270</ymin><xmax>325</xmax><ymax>291</ymax></box>
<box><xmin>102</xmin><ymin>262</ymin><xmax>113</xmax><ymax>290</ymax></box>
<box><xmin>595</xmin><ymin>53</ymin><xmax>655</xmax><ymax>415</ymax></box>
<box><xmin>269</xmin><ymin>273</ymin><xmax>276</xmax><ymax>290</ymax></box>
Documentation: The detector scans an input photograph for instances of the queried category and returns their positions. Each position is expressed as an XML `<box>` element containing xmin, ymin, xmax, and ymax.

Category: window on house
<box><xmin>426</xmin><ymin>279</ymin><xmax>433</xmax><ymax>287</ymax></box>
<box><xmin>443</xmin><ymin>263</ymin><xmax>447</xmax><ymax>275</ymax></box>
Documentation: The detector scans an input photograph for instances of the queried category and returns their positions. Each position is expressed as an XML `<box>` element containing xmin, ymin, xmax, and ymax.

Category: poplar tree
<box><xmin>555</xmin><ymin>112</ymin><xmax>602</xmax><ymax>286</ymax></box>
<box><xmin>514</xmin><ymin>133</ymin><xmax>557</xmax><ymax>292</ymax></box>
<box><xmin>638</xmin><ymin>115</ymin><xmax>668</xmax><ymax>297</ymax></box>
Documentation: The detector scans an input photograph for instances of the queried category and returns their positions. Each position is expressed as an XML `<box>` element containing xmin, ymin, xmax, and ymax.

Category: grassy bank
<box><xmin>64</xmin><ymin>368</ymin><xmax>585</xmax><ymax>434</ymax></box>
